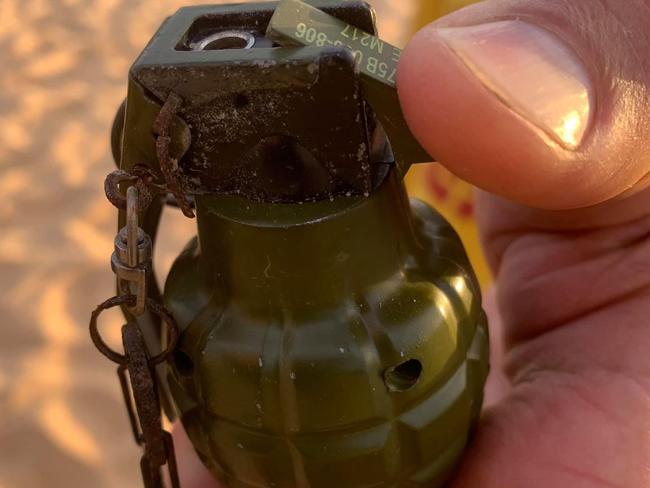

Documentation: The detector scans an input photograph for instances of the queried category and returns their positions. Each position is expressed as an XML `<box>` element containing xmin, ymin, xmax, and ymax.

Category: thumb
<box><xmin>397</xmin><ymin>0</ymin><xmax>650</xmax><ymax>210</ymax></box>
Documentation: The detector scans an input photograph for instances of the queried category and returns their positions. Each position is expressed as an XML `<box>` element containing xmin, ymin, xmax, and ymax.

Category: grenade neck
<box><xmin>195</xmin><ymin>172</ymin><xmax>416</xmax><ymax>311</ymax></box>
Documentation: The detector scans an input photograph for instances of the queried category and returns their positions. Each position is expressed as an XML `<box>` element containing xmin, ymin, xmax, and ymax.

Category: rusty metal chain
<box><xmin>104</xmin><ymin>165</ymin><xmax>167</xmax><ymax>211</ymax></box>
<box><xmin>105</xmin><ymin>92</ymin><xmax>195</xmax><ymax>219</ymax></box>
<box><xmin>90</xmin><ymin>295</ymin><xmax>180</xmax><ymax>487</ymax></box>
<box><xmin>91</xmin><ymin>125</ymin><xmax>192</xmax><ymax>486</ymax></box>
<box><xmin>153</xmin><ymin>92</ymin><xmax>195</xmax><ymax>219</ymax></box>
<box><xmin>89</xmin><ymin>295</ymin><xmax>179</xmax><ymax>367</ymax></box>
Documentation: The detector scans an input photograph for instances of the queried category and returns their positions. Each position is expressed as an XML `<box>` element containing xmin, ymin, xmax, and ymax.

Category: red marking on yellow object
<box><xmin>425</xmin><ymin>166</ymin><xmax>474</xmax><ymax>220</ymax></box>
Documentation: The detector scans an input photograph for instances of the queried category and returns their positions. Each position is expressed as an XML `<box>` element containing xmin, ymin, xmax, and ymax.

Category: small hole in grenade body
<box><xmin>384</xmin><ymin>359</ymin><xmax>422</xmax><ymax>392</ymax></box>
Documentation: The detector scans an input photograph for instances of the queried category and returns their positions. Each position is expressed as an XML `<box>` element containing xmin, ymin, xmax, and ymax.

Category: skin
<box><xmin>175</xmin><ymin>0</ymin><xmax>650</xmax><ymax>486</ymax></box>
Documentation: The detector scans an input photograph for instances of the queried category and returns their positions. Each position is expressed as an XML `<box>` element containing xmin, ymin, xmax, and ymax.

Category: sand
<box><xmin>0</xmin><ymin>1</ymin><xmax>417</xmax><ymax>486</ymax></box>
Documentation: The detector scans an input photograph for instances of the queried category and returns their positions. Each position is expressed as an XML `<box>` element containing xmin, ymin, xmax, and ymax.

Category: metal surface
<box><xmin>107</xmin><ymin>3</ymin><xmax>391</xmax><ymax>404</ymax></box>
<box><xmin>89</xmin><ymin>296</ymin><xmax>181</xmax><ymax>488</ymax></box>
<box><xmin>153</xmin><ymin>93</ymin><xmax>195</xmax><ymax>219</ymax></box>
<box><xmin>164</xmin><ymin>172</ymin><xmax>489</xmax><ymax>487</ymax></box>
<box><xmin>126</xmin><ymin>186</ymin><xmax>140</xmax><ymax>267</ymax></box>
<box><xmin>111</xmin><ymin>89</ymin><xmax>190</xmax><ymax>419</ymax></box>
<box><xmin>112</xmin><ymin>186</ymin><xmax>150</xmax><ymax>316</ymax></box>
<box><xmin>267</xmin><ymin>0</ymin><xmax>432</xmax><ymax>173</ymax></box>
<box><xmin>99</xmin><ymin>2</ymin><xmax>490</xmax><ymax>487</ymax></box>
<box><xmin>119</xmin><ymin>320</ymin><xmax>181</xmax><ymax>488</ymax></box>
<box><xmin>105</xmin><ymin>168</ymin><xmax>156</xmax><ymax>211</ymax></box>
<box><xmin>90</xmin><ymin>295</ymin><xmax>179</xmax><ymax>366</ymax></box>
<box><xmin>115</xmin><ymin>227</ymin><xmax>151</xmax><ymax>266</ymax></box>
<box><xmin>92</xmin><ymin>177</ymin><xmax>183</xmax><ymax>487</ymax></box>
<box><xmin>191</xmin><ymin>30</ymin><xmax>256</xmax><ymax>51</ymax></box>
<box><xmin>119</xmin><ymin>1</ymin><xmax>387</xmax><ymax>203</ymax></box>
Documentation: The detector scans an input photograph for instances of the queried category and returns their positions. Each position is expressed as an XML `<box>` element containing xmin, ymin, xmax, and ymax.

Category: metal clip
<box><xmin>112</xmin><ymin>186</ymin><xmax>152</xmax><ymax>316</ymax></box>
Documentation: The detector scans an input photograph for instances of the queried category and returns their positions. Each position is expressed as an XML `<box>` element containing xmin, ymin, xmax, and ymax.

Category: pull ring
<box><xmin>89</xmin><ymin>295</ymin><xmax>179</xmax><ymax>366</ymax></box>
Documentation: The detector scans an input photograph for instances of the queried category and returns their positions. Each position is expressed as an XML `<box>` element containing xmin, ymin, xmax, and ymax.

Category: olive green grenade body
<box><xmin>112</xmin><ymin>1</ymin><xmax>490</xmax><ymax>486</ymax></box>
<box><xmin>165</xmin><ymin>174</ymin><xmax>488</xmax><ymax>487</ymax></box>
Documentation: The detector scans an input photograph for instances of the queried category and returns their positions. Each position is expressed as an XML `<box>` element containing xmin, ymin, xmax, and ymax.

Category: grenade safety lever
<box><xmin>267</xmin><ymin>0</ymin><xmax>432</xmax><ymax>172</ymax></box>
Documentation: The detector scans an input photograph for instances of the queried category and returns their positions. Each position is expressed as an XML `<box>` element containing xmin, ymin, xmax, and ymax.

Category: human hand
<box><xmin>176</xmin><ymin>0</ymin><xmax>650</xmax><ymax>486</ymax></box>
<box><xmin>398</xmin><ymin>0</ymin><xmax>650</xmax><ymax>486</ymax></box>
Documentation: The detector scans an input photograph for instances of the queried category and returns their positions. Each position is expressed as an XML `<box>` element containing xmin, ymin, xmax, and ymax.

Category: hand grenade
<box><xmin>106</xmin><ymin>1</ymin><xmax>489</xmax><ymax>486</ymax></box>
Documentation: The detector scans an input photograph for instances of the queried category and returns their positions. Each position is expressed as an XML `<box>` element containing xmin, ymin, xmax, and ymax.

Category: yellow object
<box><xmin>417</xmin><ymin>0</ymin><xmax>482</xmax><ymax>25</ymax></box>
<box><xmin>405</xmin><ymin>0</ymin><xmax>492</xmax><ymax>289</ymax></box>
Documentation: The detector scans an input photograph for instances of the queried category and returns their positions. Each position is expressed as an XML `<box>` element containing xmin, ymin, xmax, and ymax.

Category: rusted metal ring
<box><xmin>105</xmin><ymin>170</ymin><xmax>137</xmax><ymax>210</ymax></box>
<box><xmin>89</xmin><ymin>295</ymin><xmax>180</xmax><ymax>365</ymax></box>
<box><xmin>104</xmin><ymin>168</ymin><xmax>159</xmax><ymax>212</ymax></box>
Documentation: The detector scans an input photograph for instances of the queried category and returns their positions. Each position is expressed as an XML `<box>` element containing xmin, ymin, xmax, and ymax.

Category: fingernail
<box><xmin>436</xmin><ymin>20</ymin><xmax>592</xmax><ymax>149</ymax></box>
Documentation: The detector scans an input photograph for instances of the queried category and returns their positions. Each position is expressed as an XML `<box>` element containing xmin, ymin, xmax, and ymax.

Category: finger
<box><xmin>455</xmin><ymin>150</ymin><xmax>650</xmax><ymax>486</ymax></box>
<box><xmin>397</xmin><ymin>1</ymin><xmax>650</xmax><ymax>486</ymax></box>
<box><xmin>172</xmin><ymin>423</ymin><xmax>221</xmax><ymax>488</ymax></box>
<box><xmin>481</xmin><ymin>286</ymin><xmax>510</xmax><ymax>407</ymax></box>
<box><xmin>398</xmin><ymin>0</ymin><xmax>650</xmax><ymax>209</ymax></box>
<box><xmin>452</xmin><ymin>273</ymin><xmax>650</xmax><ymax>488</ymax></box>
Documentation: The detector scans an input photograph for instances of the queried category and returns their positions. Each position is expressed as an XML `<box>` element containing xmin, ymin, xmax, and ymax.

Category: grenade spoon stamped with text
<box><xmin>90</xmin><ymin>1</ymin><xmax>490</xmax><ymax>487</ymax></box>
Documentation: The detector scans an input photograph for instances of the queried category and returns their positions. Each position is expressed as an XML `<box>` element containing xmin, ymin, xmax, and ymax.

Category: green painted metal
<box><xmin>113</xmin><ymin>1</ymin><xmax>490</xmax><ymax>486</ymax></box>
<box><xmin>267</xmin><ymin>0</ymin><xmax>432</xmax><ymax>173</ymax></box>
<box><xmin>164</xmin><ymin>172</ymin><xmax>488</xmax><ymax>487</ymax></box>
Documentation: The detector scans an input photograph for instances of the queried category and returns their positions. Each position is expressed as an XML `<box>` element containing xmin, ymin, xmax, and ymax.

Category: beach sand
<box><xmin>0</xmin><ymin>1</ymin><xmax>417</xmax><ymax>486</ymax></box>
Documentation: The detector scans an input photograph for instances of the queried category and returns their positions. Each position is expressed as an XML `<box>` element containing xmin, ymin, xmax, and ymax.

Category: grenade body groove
<box><xmin>164</xmin><ymin>173</ymin><xmax>489</xmax><ymax>488</ymax></box>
